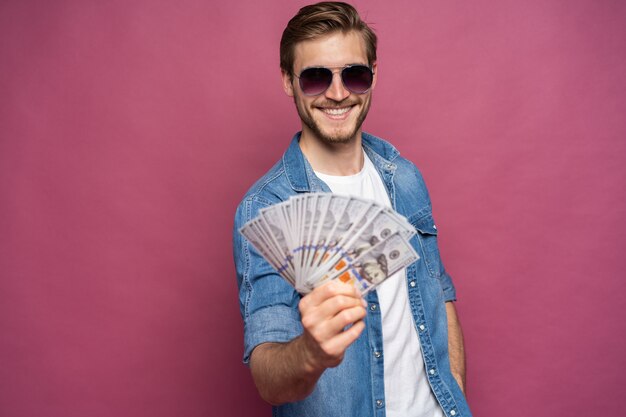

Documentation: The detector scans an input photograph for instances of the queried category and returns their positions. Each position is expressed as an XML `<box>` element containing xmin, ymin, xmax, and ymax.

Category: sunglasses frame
<box><xmin>294</xmin><ymin>64</ymin><xmax>375</xmax><ymax>96</ymax></box>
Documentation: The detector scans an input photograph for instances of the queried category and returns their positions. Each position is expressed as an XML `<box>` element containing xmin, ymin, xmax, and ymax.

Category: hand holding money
<box><xmin>298</xmin><ymin>280</ymin><xmax>367</xmax><ymax>371</ymax></box>
<box><xmin>248</xmin><ymin>279</ymin><xmax>368</xmax><ymax>405</ymax></box>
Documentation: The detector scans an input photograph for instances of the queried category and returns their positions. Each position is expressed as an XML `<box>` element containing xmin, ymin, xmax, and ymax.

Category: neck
<box><xmin>299</xmin><ymin>129</ymin><xmax>364</xmax><ymax>176</ymax></box>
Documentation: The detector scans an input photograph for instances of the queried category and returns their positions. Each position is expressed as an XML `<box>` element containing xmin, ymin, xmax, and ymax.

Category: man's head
<box><xmin>280</xmin><ymin>2</ymin><xmax>378</xmax><ymax>144</ymax></box>
<box><xmin>280</xmin><ymin>2</ymin><xmax>377</xmax><ymax>77</ymax></box>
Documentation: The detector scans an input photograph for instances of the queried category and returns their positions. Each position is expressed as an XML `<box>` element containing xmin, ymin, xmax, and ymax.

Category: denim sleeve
<box><xmin>233</xmin><ymin>198</ymin><xmax>302</xmax><ymax>364</ymax></box>
<box><xmin>440</xmin><ymin>269</ymin><xmax>457</xmax><ymax>302</ymax></box>
<box><xmin>402</xmin><ymin>160</ymin><xmax>458</xmax><ymax>303</ymax></box>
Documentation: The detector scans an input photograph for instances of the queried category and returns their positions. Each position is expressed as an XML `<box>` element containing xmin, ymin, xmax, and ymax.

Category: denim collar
<box><xmin>282</xmin><ymin>131</ymin><xmax>400</xmax><ymax>193</ymax></box>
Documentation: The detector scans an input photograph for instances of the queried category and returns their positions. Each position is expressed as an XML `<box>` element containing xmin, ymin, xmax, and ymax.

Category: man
<box><xmin>233</xmin><ymin>2</ymin><xmax>472</xmax><ymax>416</ymax></box>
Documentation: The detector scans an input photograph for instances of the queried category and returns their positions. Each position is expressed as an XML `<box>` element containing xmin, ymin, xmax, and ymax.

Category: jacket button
<box><xmin>376</xmin><ymin>399</ymin><xmax>384</xmax><ymax>408</ymax></box>
<box><xmin>374</xmin><ymin>351</ymin><xmax>381</xmax><ymax>358</ymax></box>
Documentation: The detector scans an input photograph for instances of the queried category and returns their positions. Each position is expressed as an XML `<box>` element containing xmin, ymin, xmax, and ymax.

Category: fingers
<box><xmin>302</xmin><ymin>302</ymin><xmax>366</xmax><ymax>338</ymax></box>
<box><xmin>328</xmin><ymin>319</ymin><xmax>365</xmax><ymax>352</ymax></box>
<box><xmin>298</xmin><ymin>280</ymin><xmax>367</xmax><ymax>370</ymax></box>
<box><xmin>300</xmin><ymin>279</ymin><xmax>362</xmax><ymax>312</ymax></box>
<box><xmin>300</xmin><ymin>280</ymin><xmax>365</xmax><ymax>334</ymax></box>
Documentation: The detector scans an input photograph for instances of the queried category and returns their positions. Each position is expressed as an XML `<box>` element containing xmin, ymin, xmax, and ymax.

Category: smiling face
<box><xmin>282</xmin><ymin>31</ymin><xmax>377</xmax><ymax>145</ymax></box>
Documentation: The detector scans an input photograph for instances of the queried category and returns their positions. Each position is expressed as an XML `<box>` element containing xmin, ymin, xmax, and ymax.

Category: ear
<box><xmin>281</xmin><ymin>69</ymin><xmax>295</xmax><ymax>97</ymax></box>
<box><xmin>371</xmin><ymin>61</ymin><xmax>378</xmax><ymax>90</ymax></box>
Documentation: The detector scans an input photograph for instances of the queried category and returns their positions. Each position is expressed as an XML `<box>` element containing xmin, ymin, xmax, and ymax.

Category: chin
<box><xmin>321</xmin><ymin>132</ymin><xmax>356</xmax><ymax>144</ymax></box>
<box><xmin>314</xmin><ymin>122</ymin><xmax>361</xmax><ymax>144</ymax></box>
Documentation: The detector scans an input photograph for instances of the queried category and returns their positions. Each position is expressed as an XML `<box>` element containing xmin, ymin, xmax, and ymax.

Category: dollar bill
<box><xmin>320</xmin><ymin>232</ymin><xmax>419</xmax><ymax>295</ymax></box>
<box><xmin>239</xmin><ymin>193</ymin><xmax>418</xmax><ymax>294</ymax></box>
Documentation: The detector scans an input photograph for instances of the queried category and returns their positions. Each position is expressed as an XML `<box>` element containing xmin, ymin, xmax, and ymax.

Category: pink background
<box><xmin>1</xmin><ymin>1</ymin><xmax>625</xmax><ymax>416</ymax></box>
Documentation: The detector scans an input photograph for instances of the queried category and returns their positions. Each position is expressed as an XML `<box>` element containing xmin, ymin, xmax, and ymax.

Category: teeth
<box><xmin>323</xmin><ymin>107</ymin><xmax>350</xmax><ymax>115</ymax></box>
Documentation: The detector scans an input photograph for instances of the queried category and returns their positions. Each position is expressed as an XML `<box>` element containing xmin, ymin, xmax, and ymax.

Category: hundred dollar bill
<box><xmin>239</xmin><ymin>193</ymin><xmax>418</xmax><ymax>294</ymax></box>
<box><xmin>316</xmin><ymin>232</ymin><xmax>419</xmax><ymax>295</ymax></box>
<box><xmin>259</xmin><ymin>204</ymin><xmax>296</xmax><ymax>267</ymax></box>
<box><xmin>240</xmin><ymin>218</ymin><xmax>295</xmax><ymax>285</ymax></box>
<box><xmin>307</xmin><ymin>203</ymin><xmax>386</xmax><ymax>286</ymax></box>
<box><xmin>297</xmin><ymin>194</ymin><xmax>349</xmax><ymax>290</ymax></box>
<box><xmin>301</xmin><ymin>193</ymin><xmax>333</xmax><ymax>281</ymax></box>
<box><xmin>347</xmin><ymin>207</ymin><xmax>416</xmax><ymax>257</ymax></box>
<box><xmin>305</xmin><ymin>197</ymin><xmax>375</xmax><ymax>286</ymax></box>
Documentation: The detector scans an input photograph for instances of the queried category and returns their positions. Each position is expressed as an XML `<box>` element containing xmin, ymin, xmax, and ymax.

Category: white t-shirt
<box><xmin>315</xmin><ymin>152</ymin><xmax>444</xmax><ymax>417</ymax></box>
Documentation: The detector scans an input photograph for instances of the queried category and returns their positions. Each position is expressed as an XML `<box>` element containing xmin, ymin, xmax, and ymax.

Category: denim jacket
<box><xmin>233</xmin><ymin>132</ymin><xmax>472</xmax><ymax>417</ymax></box>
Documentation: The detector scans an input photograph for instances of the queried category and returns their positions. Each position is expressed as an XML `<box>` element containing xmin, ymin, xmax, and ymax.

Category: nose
<box><xmin>324</xmin><ymin>71</ymin><xmax>350</xmax><ymax>102</ymax></box>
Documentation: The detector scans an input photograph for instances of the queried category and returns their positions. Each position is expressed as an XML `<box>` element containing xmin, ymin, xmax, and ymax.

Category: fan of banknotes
<box><xmin>240</xmin><ymin>193</ymin><xmax>419</xmax><ymax>295</ymax></box>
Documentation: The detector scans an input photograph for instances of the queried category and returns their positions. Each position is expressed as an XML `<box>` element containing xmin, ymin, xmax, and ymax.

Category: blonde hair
<box><xmin>280</xmin><ymin>2</ymin><xmax>377</xmax><ymax>75</ymax></box>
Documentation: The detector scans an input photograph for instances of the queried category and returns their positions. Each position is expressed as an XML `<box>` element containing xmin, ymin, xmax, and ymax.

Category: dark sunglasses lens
<box><xmin>342</xmin><ymin>65</ymin><xmax>373</xmax><ymax>93</ymax></box>
<box><xmin>299</xmin><ymin>68</ymin><xmax>333</xmax><ymax>95</ymax></box>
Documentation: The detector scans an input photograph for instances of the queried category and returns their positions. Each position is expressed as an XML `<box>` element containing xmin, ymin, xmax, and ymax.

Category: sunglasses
<box><xmin>295</xmin><ymin>64</ymin><xmax>374</xmax><ymax>96</ymax></box>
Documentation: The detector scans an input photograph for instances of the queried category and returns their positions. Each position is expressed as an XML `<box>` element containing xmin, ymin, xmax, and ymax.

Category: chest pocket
<box><xmin>409</xmin><ymin>213</ymin><xmax>443</xmax><ymax>278</ymax></box>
